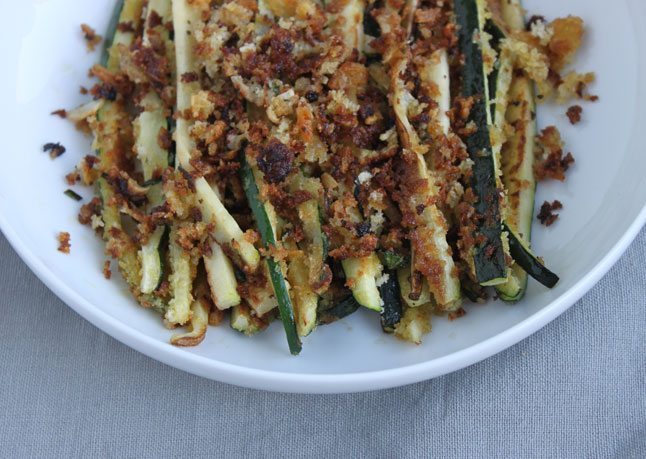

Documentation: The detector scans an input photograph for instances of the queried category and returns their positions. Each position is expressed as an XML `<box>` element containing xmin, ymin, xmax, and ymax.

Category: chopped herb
<box><xmin>64</xmin><ymin>189</ymin><xmax>83</xmax><ymax>201</ymax></box>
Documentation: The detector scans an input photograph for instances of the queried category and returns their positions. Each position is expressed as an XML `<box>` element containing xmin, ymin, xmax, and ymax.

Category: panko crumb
<box><xmin>535</xmin><ymin>126</ymin><xmax>575</xmax><ymax>181</ymax></box>
<box><xmin>566</xmin><ymin>105</ymin><xmax>583</xmax><ymax>124</ymax></box>
<box><xmin>65</xmin><ymin>170</ymin><xmax>81</xmax><ymax>186</ymax></box>
<box><xmin>537</xmin><ymin>200</ymin><xmax>563</xmax><ymax>226</ymax></box>
<box><xmin>57</xmin><ymin>232</ymin><xmax>71</xmax><ymax>254</ymax></box>
<box><xmin>81</xmin><ymin>24</ymin><xmax>102</xmax><ymax>51</ymax></box>
<box><xmin>51</xmin><ymin>109</ymin><xmax>67</xmax><ymax>119</ymax></box>
<box><xmin>448</xmin><ymin>307</ymin><xmax>466</xmax><ymax>321</ymax></box>
<box><xmin>103</xmin><ymin>260</ymin><xmax>112</xmax><ymax>279</ymax></box>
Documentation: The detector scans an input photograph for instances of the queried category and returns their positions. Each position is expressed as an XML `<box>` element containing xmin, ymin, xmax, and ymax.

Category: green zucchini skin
<box><xmin>505</xmin><ymin>224</ymin><xmax>559</xmax><ymax>288</ymax></box>
<box><xmin>455</xmin><ymin>0</ymin><xmax>507</xmax><ymax>285</ymax></box>
<box><xmin>101</xmin><ymin>0</ymin><xmax>125</xmax><ymax>66</ymax></box>
<box><xmin>485</xmin><ymin>21</ymin><xmax>505</xmax><ymax>123</ymax></box>
<box><xmin>318</xmin><ymin>296</ymin><xmax>361</xmax><ymax>325</ymax></box>
<box><xmin>379</xmin><ymin>250</ymin><xmax>405</xmax><ymax>271</ymax></box>
<box><xmin>379</xmin><ymin>271</ymin><xmax>402</xmax><ymax>334</ymax></box>
<box><xmin>240</xmin><ymin>152</ymin><xmax>302</xmax><ymax>355</ymax></box>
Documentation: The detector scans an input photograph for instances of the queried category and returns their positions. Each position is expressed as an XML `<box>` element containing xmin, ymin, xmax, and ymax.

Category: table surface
<box><xmin>1</xmin><ymin>229</ymin><xmax>644</xmax><ymax>458</ymax></box>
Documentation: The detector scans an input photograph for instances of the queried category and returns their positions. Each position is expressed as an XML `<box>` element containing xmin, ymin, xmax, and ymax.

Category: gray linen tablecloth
<box><xmin>0</xmin><ymin>230</ymin><xmax>644</xmax><ymax>458</ymax></box>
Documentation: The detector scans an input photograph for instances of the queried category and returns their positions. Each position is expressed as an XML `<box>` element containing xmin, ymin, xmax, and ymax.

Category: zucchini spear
<box><xmin>376</xmin><ymin>5</ymin><xmax>461</xmax><ymax>310</ymax></box>
<box><xmin>172</xmin><ymin>0</ymin><xmax>258</xmax><ymax>318</ymax></box>
<box><xmin>240</xmin><ymin>152</ymin><xmax>302</xmax><ymax>355</ymax></box>
<box><xmin>134</xmin><ymin>0</ymin><xmax>172</xmax><ymax>295</ymax></box>
<box><xmin>454</xmin><ymin>0</ymin><xmax>508</xmax><ymax>286</ymax></box>
<box><xmin>488</xmin><ymin>0</ymin><xmax>559</xmax><ymax>297</ymax></box>
<box><xmin>94</xmin><ymin>0</ymin><xmax>166</xmax><ymax>312</ymax></box>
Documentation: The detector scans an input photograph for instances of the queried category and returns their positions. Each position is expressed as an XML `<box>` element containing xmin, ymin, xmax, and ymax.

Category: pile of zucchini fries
<box><xmin>79</xmin><ymin>0</ymin><xmax>559</xmax><ymax>355</ymax></box>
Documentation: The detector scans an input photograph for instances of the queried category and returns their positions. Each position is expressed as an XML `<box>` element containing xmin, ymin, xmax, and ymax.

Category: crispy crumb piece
<box><xmin>103</xmin><ymin>260</ymin><xmax>112</xmax><ymax>279</ymax></box>
<box><xmin>57</xmin><ymin>232</ymin><xmax>71</xmax><ymax>254</ymax></box>
<box><xmin>78</xmin><ymin>197</ymin><xmax>102</xmax><ymax>226</ymax></box>
<box><xmin>208</xmin><ymin>307</ymin><xmax>225</xmax><ymax>325</ymax></box>
<box><xmin>43</xmin><ymin>142</ymin><xmax>66</xmax><ymax>159</ymax></box>
<box><xmin>537</xmin><ymin>200</ymin><xmax>563</xmax><ymax>226</ymax></box>
<box><xmin>81</xmin><ymin>24</ymin><xmax>102</xmax><ymax>51</ymax></box>
<box><xmin>65</xmin><ymin>170</ymin><xmax>80</xmax><ymax>186</ymax></box>
<box><xmin>51</xmin><ymin>109</ymin><xmax>67</xmax><ymax>118</ymax></box>
<box><xmin>535</xmin><ymin>126</ymin><xmax>575</xmax><ymax>181</ymax></box>
<box><xmin>448</xmin><ymin>307</ymin><xmax>466</xmax><ymax>321</ymax></box>
<box><xmin>566</xmin><ymin>105</ymin><xmax>583</xmax><ymax>124</ymax></box>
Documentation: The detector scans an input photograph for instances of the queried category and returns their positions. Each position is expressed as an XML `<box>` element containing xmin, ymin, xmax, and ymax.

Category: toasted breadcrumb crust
<box><xmin>63</xmin><ymin>0</ymin><xmax>594</xmax><ymax>346</ymax></box>
<box><xmin>535</xmin><ymin>126</ymin><xmax>574</xmax><ymax>181</ymax></box>
<box><xmin>57</xmin><ymin>232</ymin><xmax>71</xmax><ymax>254</ymax></box>
<box><xmin>537</xmin><ymin>200</ymin><xmax>563</xmax><ymax>226</ymax></box>
<box><xmin>566</xmin><ymin>105</ymin><xmax>583</xmax><ymax>125</ymax></box>
<box><xmin>103</xmin><ymin>260</ymin><xmax>112</xmax><ymax>279</ymax></box>
<box><xmin>81</xmin><ymin>24</ymin><xmax>102</xmax><ymax>51</ymax></box>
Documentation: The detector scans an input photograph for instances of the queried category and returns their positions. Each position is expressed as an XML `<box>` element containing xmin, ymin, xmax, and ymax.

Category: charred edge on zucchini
<box><xmin>101</xmin><ymin>0</ymin><xmax>125</xmax><ymax>66</ymax></box>
<box><xmin>504</xmin><ymin>224</ymin><xmax>559</xmax><ymax>288</ymax></box>
<box><xmin>455</xmin><ymin>0</ymin><xmax>507</xmax><ymax>285</ymax></box>
<box><xmin>318</xmin><ymin>296</ymin><xmax>361</xmax><ymax>325</ymax></box>
<box><xmin>240</xmin><ymin>152</ymin><xmax>301</xmax><ymax>355</ymax></box>
<box><xmin>379</xmin><ymin>271</ymin><xmax>402</xmax><ymax>333</ymax></box>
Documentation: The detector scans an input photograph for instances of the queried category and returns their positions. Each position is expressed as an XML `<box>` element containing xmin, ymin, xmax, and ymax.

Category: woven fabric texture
<box><xmin>0</xmin><ymin>230</ymin><xmax>644</xmax><ymax>458</ymax></box>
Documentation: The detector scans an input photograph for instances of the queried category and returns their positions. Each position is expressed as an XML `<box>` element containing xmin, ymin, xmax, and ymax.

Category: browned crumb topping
<box><xmin>80</xmin><ymin>24</ymin><xmax>101</xmax><ymax>51</ymax></box>
<box><xmin>157</xmin><ymin>127</ymin><xmax>172</xmax><ymax>151</ymax></box>
<box><xmin>566</xmin><ymin>105</ymin><xmax>583</xmax><ymax>124</ymax></box>
<box><xmin>116</xmin><ymin>22</ymin><xmax>134</xmax><ymax>33</ymax></box>
<box><xmin>103</xmin><ymin>260</ymin><xmax>112</xmax><ymax>280</ymax></box>
<box><xmin>78</xmin><ymin>197</ymin><xmax>102</xmax><ymax>226</ymax></box>
<box><xmin>60</xmin><ymin>0</ymin><xmax>595</xmax><ymax>347</ymax></box>
<box><xmin>57</xmin><ymin>232</ymin><xmax>71</xmax><ymax>254</ymax></box>
<box><xmin>208</xmin><ymin>307</ymin><xmax>225</xmax><ymax>326</ymax></box>
<box><xmin>65</xmin><ymin>170</ymin><xmax>80</xmax><ymax>186</ymax></box>
<box><xmin>180</xmin><ymin>72</ymin><xmax>199</xmax><ymax>83</ymax></box>
<box><xmin>255</xmin><ymin>139</ymin><xmax>295</xmax><ymax>184</ymax></box>
<box><xmin>537</xmin><ymin>200</ymin><xmax>563</xmax><ymax>226</ymax></box>
<box><xmin>43</xmin><ymin>142</ymin><xmax>66</xmax><ymax>159</ymax></box>
<box><xmin>51</xmin><ymin>109</ymin><xmax>67</xmax><ymax>118</ymax></box>
<box><xmin>535</xmin><ymin>126</ymin><xmax>575</xmax><ymax>181</ymax></box>
<box><xmin>448</xmin><ymin>307</ymin><xmax>466</xmax><ymax>321</ymax></box>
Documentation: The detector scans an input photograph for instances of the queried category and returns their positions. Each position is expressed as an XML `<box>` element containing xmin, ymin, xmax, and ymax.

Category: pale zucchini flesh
<box><xmin>288</xmin><ymin>254</ymin><xmax>318</xmax><ymax>337</ymax></box>
<box><xmin>204</xmin><ymin>242</ymin><xmax>241</xmax><ymax>310</ymax></box>
<box><xmin>389</xmin><ymin>55</ymin><xmax>461</xmax><ymax>309</ymax></box>
<box><xmin>495</xmin><ymin>0</ymin><xmax>539</xmax><ymax>301</ymax></box>
<box><xmin>342</xmin><ymin>254</ymin><xmax>383</xmax><ymax>312</ymax></box>
<box><xmin>194</xmin><ymin>177</ymin><xmax>260</xmax><ymax>271</ymax></box>
<box><xmin>496</xmin><ymin>73</ymin><xmax>537</xmax><ymax>301</ymax></box>
<box><xmin>230</xmin><ymin>303</ymin><xmax>267</xmax><ymax>336</ymax></box>
<box><xmin>170</xmin><ymin>296</ymin><xmax>210</xmax><ymax>346</ymax></box>
<box><xmin>106</xmin><ymin>0</ymin><xmax>144</xmax><ymax>70</ymax></box>
<box><xmin>246</xmin><ymin>261</ymin><xmax>279</xmax><ymax>317</ymax></box>
<box><xmin>172</xmin><ymin>0</ymin><xmax>201</xmax><ymax>170</ymax></box>
<box><xmin>165</xmin><ymin>226</ymin><xmax>193</xmax><ymax>325</ymax></box>
<box><xmin>139</xmin><ymin>226</ymin><xmax>166</xmax><ymax>294</ymax></box>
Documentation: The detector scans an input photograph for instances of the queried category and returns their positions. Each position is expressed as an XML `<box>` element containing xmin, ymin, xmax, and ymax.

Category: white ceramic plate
<box><xmin>1</xmin><ymin>0</ymin><xmax>645</xmax><ymax>394</ymax></box>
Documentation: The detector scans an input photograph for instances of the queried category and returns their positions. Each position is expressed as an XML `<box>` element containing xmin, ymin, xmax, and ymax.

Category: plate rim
<box><xmin>2</xmin><ymin>0</ymin><xmax>645</xmax><ymax>394</ymax></box>
<box><xmin>1</xmin><ymin>202</ymin><xmax>644</xmax><ymax>393</ymax></box>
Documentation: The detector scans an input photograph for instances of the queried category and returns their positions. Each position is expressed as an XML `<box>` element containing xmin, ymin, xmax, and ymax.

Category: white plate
<box><xmin>1</xmin><ymin>0</ymin><xmax>645</xmax><ymax>393</ymax></box>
